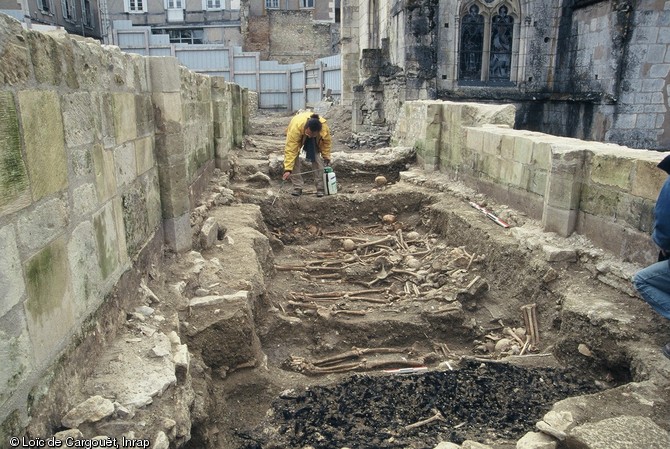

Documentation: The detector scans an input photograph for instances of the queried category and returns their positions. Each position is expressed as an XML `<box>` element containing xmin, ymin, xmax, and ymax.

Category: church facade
<box><xmin>341</xmin><ymin>0</ymin><xmax>670</xmax><ymax>150</ymax></box>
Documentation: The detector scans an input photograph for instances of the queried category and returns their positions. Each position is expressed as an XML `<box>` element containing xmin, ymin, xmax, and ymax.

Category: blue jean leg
<box><xmin>633</xmin><ymin>260</ymin><xmax>670</xmax><ymax>320</ymax></box>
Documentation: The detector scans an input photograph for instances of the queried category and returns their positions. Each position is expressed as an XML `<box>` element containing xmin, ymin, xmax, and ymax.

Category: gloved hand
<box><xmin>282</xmin><ymin>171</ymin><xmax>292</xmax><ymax>181</ymax></box>
<box><xmin>323</xmin><ymin>159</ymin><xmax>331</xmax><ymax>167</ymax></box>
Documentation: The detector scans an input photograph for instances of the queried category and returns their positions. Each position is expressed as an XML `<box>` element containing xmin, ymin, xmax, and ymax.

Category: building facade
<box><xmin>343</xmin><ymin>0</ymin><xmax>670</xmax><ymax>151</ymax></box>
<box><xmin>242</xmin><ymin>0</ymin><xmax>340</xmax><ymax>63</ymax></box>
<box><xmin>1</xmin><ymin>0</ymin><xmax>103</xmax><ymax>39</ymax></box>
<box><xmin>104</xmin><ymin>0</ymin><xmax>242</xmax><ymax>45</ymax></box>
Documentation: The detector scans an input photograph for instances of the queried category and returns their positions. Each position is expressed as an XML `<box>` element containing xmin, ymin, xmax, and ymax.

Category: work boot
<box><xmin>291</xmin><ymin>188</ymin><xmax>302</xmax><ymax>197</ymax></box>
<box><xmin>663</xmin><ymin>343</ymin><xmax>670</xmax><ymax>360</ymax></box>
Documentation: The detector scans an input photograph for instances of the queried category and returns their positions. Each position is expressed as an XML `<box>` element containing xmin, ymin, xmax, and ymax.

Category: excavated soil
<box><xmin>176</xmin><ymin>105</ymin><xmax>653</xmax><ymax>449</ymax></box>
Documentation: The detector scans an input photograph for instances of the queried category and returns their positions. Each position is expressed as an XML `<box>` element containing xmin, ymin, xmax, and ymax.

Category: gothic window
<box><xmin>459</xmin><ymin>5</ymin><xmax>484</xmax><ymax>81</ymax></box>
<box><xmin>458</xmin><ymin>1</ymin><xmax>517</xmax><ymax>84</ymax></box>
<box><xmin>489</xmin><ymin>5</ymin><xmax>513</xmax><ymax>81</ymax></box>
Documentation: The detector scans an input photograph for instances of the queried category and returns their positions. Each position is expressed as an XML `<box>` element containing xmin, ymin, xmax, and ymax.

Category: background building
<box><xmin>103</xmin><ymin>0</ymin><xmax>242</xmax><ymax>46</ymax></box>
<box><xmin>1</xmin><ymin>0</ymin><xmax>103</xmax><ymax>39</ymax></box>
<box><xmin>342</xmin><ymin>0</ymin><xmax>670</xmax><ymax>151</ymax></box>
<box><xmin>242</xmin><ymin>0</ymin><xmax>340</xmax><ymax>63</ymax></box>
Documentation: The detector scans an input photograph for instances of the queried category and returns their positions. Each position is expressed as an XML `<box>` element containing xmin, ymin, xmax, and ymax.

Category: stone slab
<box><xmin>0</xmin><ymin>225</ymin><xmax>25</xmax><ymax>316</ymax></box>
<box><xmin>568</xmin><ymin>416</ymin><xmax>670</xmax><ymax>448</ymax></box>
<box><xmin>23</xmin><ymin>237</ymin><xmax>75</xmax><ymax>364</ymax></box>
<box><xmin>0</xmin><ymin>91</ymin><xmax>31</xmax><ymax>215</ymax></box>
<box><xmin>18</xmin><ymin>90</ymin><xmax>68</xmax><ymax>201</ymax></box>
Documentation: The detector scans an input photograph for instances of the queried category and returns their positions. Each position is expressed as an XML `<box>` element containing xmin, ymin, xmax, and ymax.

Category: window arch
<box><xmin>458</xmin><ymin>0</ymin><xmax>520</xmax><ymax>84</ymax></box>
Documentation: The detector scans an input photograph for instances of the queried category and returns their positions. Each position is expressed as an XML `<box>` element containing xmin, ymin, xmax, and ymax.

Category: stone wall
<box><xmin>394</xmin><ymin>100</ymin><xmax>663</xmax><ymax>265</ymax></box>
<box><xmin>0</xmin><ymin>14</ymin><xmax>246</xmax><ymax>429</ymax></box>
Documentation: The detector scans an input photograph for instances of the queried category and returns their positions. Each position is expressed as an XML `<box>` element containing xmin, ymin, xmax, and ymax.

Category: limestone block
<box><xmin>62</xmin><ymin>395</ymin><xmax>115</xmax><ymax>429</ymax></box>
<box><xmin>93</xmin><ymin>202</ymin><xmax>122</xmax><ymax>280</ymax></box>
<box><xmin>54</xmin><ymin>429</ymin><xmax>84</xmax><ymax>441</ymax></box>
<box><xmin>543</xmin><ymin>410</ymin><xmax>574</xmax><ymax>431</ymax></box>
<box><xmin>188</xmin><ymin>290</ymin><xmax>263</xmax><ymax>372</ymax></box>
<box><xmin>542</xmin><ymin>205</ymin><xmax>579</xmax><ymax>237</ymax></box>
<box><xmin>112</xmin><ymin>93</ymin><xmax>138</xmax><ymax>145</ymax></box>
<box><xmin>513</xmin><ymin>136</ymin><xmax>534</xmax><ymax>165</ymax></box>
<box><xmin>542</xmin><ymin>245</ymin><xmax>577</xmax><ymax>262</ymax></box>
<box><xmin>500</xmin><ymin>160</ymin><xmax>528</xmax><ymax>188</ymax></box>
<box><xmin>73</xmin><ymin>183</ymin><xmax>98</xmax><ymax>219</ymax></box>
<box><xmin>83</xmin><ymin>331</ymin><xmax>177</xmax><ymax>409</ymax></box>
<box><xmin>157</xmin><ymin>159</ymin><xmax>190</xmax><ymax>219</ymax></box>
<box><xmin>0</xmin><ymin>309</ymin><xmax>34</xmax><ymax>406</ymax></box>
<box><xmin>135</xmin><ymin>94</ymin><xmax>154</xmax><ymax>137</ymax></box>
<box><xmin>145</xmin><ymin>172</ymin><xmax>162</xmax><ymax>233</ymax></box>
<box><xmin>114</xmin><ymin>142</ymin><xmax>138</xmax><ymax>188</ymax></box>
<box><xmin>69</xmin><ymin>145</ymin><xmax>95</xmax><ymax>180</ymax></box>
<box><xmin>112</xmin><ymin>197</ymin><xmax>129</xmax><ymax>267</ymax></box>
<box><xmin>17</xmin><ymin>196</ymin><xmax>68</xmax><ymax>251</ymax></box>
<box><xmin>0</xmin><ymin>92</ymin><xmax>31</xmax><ymax>215</ymax></box>
<box><xmin>153</xmin><ymin>431</ymin><xmax>170</xmax><ymax>449</ymax></box>
<box><xmin>0</xmin><ymin>17</ymin><xmax>31</xmax><ymax>85</ymax></box>
<box><xmin>98</xmin><ymin>93</ymin><xmax>116</xmax><ymax>148</ymax></box>
<box><xmin>155</xmin><ymin>132</ymin><xmax>186</xmax><ymax>166</ymax></box>
<box><xmin>61</xmin><ymin>92</ymin><xmax>96</xmax><ymax>147</ymax></box>
<box><xmin>173</xmin><ymin>344</ymin><xmax>190</xmax><ymax>383</ymax></box>
<box><xmin>532</xmin><ymin>141</ymin><xmax>553</xmax><ymax>170</ymax></box>
<box><xmin>189</xmin><ymin>291</ymin><xmax>249</xmax><ymax>308</ymax></box>
<box><xmin>152</xmin><ymin>93</ymin><xmax>183</xmax><ymax>131</ymax></box>
<box><xmin>516</xmin><ymin>432</ymin><xmax>556</xmax><ymax>449</ymax></box>
<box><xmin>163</xmin><ymin>213</ymin><xmax>191</xmax><ymax>253</ymax></box>
<box><xmin>121</xmin><ymin>180</ymin><xmax>152</xmax><ymax>258</ymax></box>
<box><xmin>18</xmin><ymin>90</ymin><xmax>68</xmax><ymax>201</ymax></box>
<box><xmin>67</xmin><ymin>221</ymin><xmax>102</xmax><ymax>321</ymax></box>
<box><xmin>580</xmin><ymin>183</ymin><xmax>620</xmax><ymax>216</ymax></box>
<box><xmin>481</xmin><ymin>128</ymin><xmax>502</xmax><ymax>156</ymax></box>
<box><xmin>434</xmin><ymin>442</ymin><xmax>460</xmax><ymax>449</ymax></box>
<box><xmin>632</xmin><ymin>157</ymin><xmax>666</xmax><ymax>200</ymax></box>
<box><xmin>544</xmin><ymin>146</ymin><xmax>587</xmax><ymax>210</ymax></box>
<box><xmin>461</xmin><ymin>441</ymin><xmax>492</xmax><ymax>449</ymax></box>
<box><xmin>568</xmin><ymin>416</ymin><xmax>670</xmax><ymax>448</ymax></box>
<box><xmin>465</xmin><ymin>127</ymin><xmax>484</xmax><ymax>151</ymax></box>
<box><xmin>459</xmin><ymin>102</ymin><xmax>516</xmax><ymax>127</ymax></box>
<box><xmin>500</xmin><ymin>133</ymin><xmax>515</xmax><ymax>160</ymax></box>
<box><xmin>425</xmin><ymin>102</ymin><xmax>443</xmax><ymax>125</ymax></box>
<box><xmin>0</xmin><ymin>225</ymin><xmax>25</xmax><ymax>316</ymax></box>
<box><xmin>93</xmin><ymin>144</ymin><xmax>117</xmax><ymax>202</ymax></box>
<box><xmin>590</xmin><ymin>153</ymin><xmax>635</xmax><ymax>189</ymax></box>
<box><xmin>23</xmin><ymin>237</ymin><xmax>75</xmax><ymax>363</ymax></box>
<box><xmin>529</xmin><ymin>169</ymin><xmax>549</xmax><ymax>196</ymax></box>
<box><xmin>480</xmin><ymin>154</ymin><xmax>501</xmax><ymax>180</ymax></box>
<box><xmin>199</xmin><ymin>217</ymin><xmax>219</xmax><ymax>249</ymax></box>
<box><xmin>135</xmin><ymin>136</ymin><xmax>155</xmax><ymax>176</ymax></box>
<box><xmin>27</xmin><ymin>32</ymin><xmax>61</xmax><ymax>85</ymax></box>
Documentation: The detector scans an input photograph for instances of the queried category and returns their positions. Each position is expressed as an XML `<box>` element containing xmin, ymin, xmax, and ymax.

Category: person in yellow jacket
<box><xmin>282</xmin><ymin>111</ymin><xmax>332</xmax><ymax>197</ymax></box>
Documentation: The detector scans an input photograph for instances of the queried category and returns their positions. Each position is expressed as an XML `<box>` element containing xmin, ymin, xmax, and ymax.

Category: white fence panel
<box><xmin>113</xmin><ymin>21</ymin><xmax>341</xmax><ymax>112</ymax></box>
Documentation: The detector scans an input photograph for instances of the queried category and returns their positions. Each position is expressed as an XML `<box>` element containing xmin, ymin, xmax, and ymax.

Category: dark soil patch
<box><xmin>240</xmin><ymin>359</ymin><xmax>600</xmax><ymax>449</ymax></box>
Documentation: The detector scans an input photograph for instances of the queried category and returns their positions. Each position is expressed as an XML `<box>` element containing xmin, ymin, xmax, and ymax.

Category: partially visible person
<box><xmin>282</xmin><ymin>111</ymin><xmax>332</xmax><ymax>197</ymax></box>
<box><xmin>633</xmin><ymin>154</ymin><xmax>670</xmax><ymax>359</ymax></box>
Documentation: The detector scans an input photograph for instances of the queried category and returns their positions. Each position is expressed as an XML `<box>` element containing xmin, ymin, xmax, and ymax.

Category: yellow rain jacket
<box><xmin>283</xmin><ymin>111</ymin><xmax>332</xmax><ymax>172</ymax></box>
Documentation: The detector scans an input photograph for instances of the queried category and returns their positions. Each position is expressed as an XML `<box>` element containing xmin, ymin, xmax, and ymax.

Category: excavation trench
<box><xmin>183</xmin><ymin>178</ymin><xmax>639</xmax><ymax>449</ymax></box>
